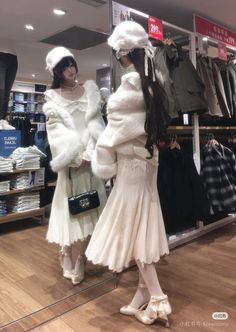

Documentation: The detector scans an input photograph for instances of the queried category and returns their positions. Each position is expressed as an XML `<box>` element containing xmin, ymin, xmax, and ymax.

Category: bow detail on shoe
<box><xmin>134</xmin><ymin>294</ymin><xmax>172</xmax><ymax>326</ymax></box>
<box><xmin>149</xmin><ymin>296</ymin><xmax>170</xmax><ymax>319</ymax></box>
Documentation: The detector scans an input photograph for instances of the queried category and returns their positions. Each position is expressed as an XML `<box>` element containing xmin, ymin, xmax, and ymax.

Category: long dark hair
<box><xmin>51</xmin><ymin>56</ymin><xmax>78</xmax><ymax>89</ymax></box>
<box><xmin>127</xmin><ymin>49</ymin><xmax>170</xmax><ymax>157</ymax></box>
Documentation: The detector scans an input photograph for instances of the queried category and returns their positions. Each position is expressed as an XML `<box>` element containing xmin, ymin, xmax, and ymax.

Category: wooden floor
<box><xmin>0</xmin><ymin>219</ymin><xmax>114</xmax><ymax>330</ymax></box>
<box><xmin>1</xmin><ymin>221</ymin><xmax>236</xmax><ymax>331</ymax></box>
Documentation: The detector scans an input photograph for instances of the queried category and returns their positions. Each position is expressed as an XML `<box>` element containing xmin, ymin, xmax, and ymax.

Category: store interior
<box><xmin>0</xmin><ymin>0</ymin><xmax>236</xmax><ymax>331</ymax></box>
<box><xmin>0</xmin><ymin>0</ymin><xmax>114</xmax><ymax>329</ymax></box>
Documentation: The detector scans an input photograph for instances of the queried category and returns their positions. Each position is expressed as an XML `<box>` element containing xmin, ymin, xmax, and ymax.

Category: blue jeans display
<box><xmin>0</xmin><ymin>52</ymin><xmax>18</xmax><ymax>119</ymax></box>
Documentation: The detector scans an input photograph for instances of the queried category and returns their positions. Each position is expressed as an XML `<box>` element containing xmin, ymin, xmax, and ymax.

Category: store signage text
<box><xmin>112</xmin><ymin>2</ymin><xmax>163</xmax><ymax>41</ymax></box>
<box><xmin>148</xmin><ymin>16</ymin><xmax>163</xmax><ymax>40</ymax></box>
<box><xmin>194</xmin><ymin>15</ymin><xmax>236</xmax><ymax>47</ymax></box>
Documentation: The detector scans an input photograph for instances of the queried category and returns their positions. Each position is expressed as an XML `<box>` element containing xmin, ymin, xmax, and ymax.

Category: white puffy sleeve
<box><xmin>43</xmin><ymin>101</ymin><xmax>83</xmax><ymax>172</ymax></box>
<box><xmin>91</xmin><ymin>125</ymin><xmax>117</xmax><ymax>179</ymax></box>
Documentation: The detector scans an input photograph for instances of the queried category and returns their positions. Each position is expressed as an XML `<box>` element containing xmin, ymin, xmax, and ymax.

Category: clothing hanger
<box><xmin>206</xmin><ymin>133</ymin><xmax>219</xmax><ymax>146</ymax></box>
<box><xmin>169</xmin><ymin>134</ymin><xmax>181</xmax><ymax>150</ymax></box>
<box><xmin>163</xmin><ymin>32</ymin><xmax>176</xmax><ymax>47</ymax></box>
<box><xmin>227</xmin><ymin>53</ymin><xmax>236</xmax><ymax>64</ymax></box>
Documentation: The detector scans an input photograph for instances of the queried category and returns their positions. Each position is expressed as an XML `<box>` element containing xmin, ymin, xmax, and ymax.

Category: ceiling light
<box><xmin>25</xmin><ymin>24</ymin><xmax>34</xmax><ymax>30</ymax></box>
<box><xmin>102</xmin><ymin>63</ymin><xmax>108</xmax><ymax>67</ymax></box>
<box><xmin>53</xmin><ymin>9</ymin><xmax>66</xmax><ymax>15</ymax></box>
<box><xmin>32</xmin><ymin>74</ymin><xmax>36</xmax><ymax>77</ymax></box>
<box><xmin>202</xmin><ymin>37</ymin><xmax>208</xmax><ymax>41</ymax></box>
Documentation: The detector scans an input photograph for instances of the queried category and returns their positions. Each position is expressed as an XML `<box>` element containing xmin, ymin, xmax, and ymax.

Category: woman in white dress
<box><xmin>43</xmin><ymin>47</ymin><xmax>106</xmax><ymax>285</ymax></box>
<box><xmin>86</xmin><ymin>22</ymin><xmax>172</xmax><ymax>326</ymax></box>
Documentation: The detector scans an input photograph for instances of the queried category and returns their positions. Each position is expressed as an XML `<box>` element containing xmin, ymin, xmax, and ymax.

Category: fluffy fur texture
<box><xmin>108</xmin><ymin>21</ymin><xmax>149</xmax><ymax>50</ymax></box>
<box><xmin>92</xmin><ymin>72</ymin><xmax>147</xmax><ymax>179</ymax></box>
<box><xmin>43</xmin><ymin>80</ymin><xmax>104</xmax><ymax>172</ymax></box>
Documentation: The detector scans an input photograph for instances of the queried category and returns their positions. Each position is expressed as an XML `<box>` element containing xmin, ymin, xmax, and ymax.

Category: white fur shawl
<box><xmin>43</xmin><ymin>80</ymin><xmax>105</xmax><ymax>172</ymax></box>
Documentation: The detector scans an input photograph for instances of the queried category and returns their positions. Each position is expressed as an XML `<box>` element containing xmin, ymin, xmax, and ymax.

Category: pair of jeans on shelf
<box><xmin>0</xmin><ymin>52</ymin><xmax>18</xmax><ymax>119</ymax></box>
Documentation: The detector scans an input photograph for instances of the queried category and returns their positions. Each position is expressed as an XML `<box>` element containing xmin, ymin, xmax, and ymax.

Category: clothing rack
<box><xmin>109</xmin><ymin>2</ymin><xmax>236</xmax><ymax>249</ymax></box>
<box><xmin>162</xmin><ymin>18</ymin><xmax>236</xmax><ymax>247</ymax></box>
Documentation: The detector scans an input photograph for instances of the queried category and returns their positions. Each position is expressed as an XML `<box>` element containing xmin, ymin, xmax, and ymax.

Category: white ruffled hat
<box><xmin>108</xmin><ymin>21</ymin><xmax>155</xmax><ymax>80</ymax></box>
<box><xmin>108</xmin><ymin>21</ymin><xmax>150</xmax><ymax>50</ymax></box>
<box><xmin>46</xmin><ymin>46</ymin><xmax>74</xmax><ymax>74</ymax></box>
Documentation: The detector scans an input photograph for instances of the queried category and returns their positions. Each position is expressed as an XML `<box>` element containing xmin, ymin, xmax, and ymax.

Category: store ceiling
<box><xmin>0</xmin><ymin>0</ymin><xmax>235</xmax><ymax>84</ymax></box>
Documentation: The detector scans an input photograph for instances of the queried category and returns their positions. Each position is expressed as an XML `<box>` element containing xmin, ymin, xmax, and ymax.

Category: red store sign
<box><xmin>148</xmin><ymin>16</ymin><xmax>163</xmax><ymax>41</ymax></box>
<box><xmin>194</xmin><ymin>15</ymin><xmax>236</xmax><ymax>48</ymax></box>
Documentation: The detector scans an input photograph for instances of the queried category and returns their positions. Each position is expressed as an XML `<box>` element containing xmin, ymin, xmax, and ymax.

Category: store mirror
<box><xmin>0</xmin><ymin>0</ymin><xmax>115</xmax><ymax>330</ymax></box>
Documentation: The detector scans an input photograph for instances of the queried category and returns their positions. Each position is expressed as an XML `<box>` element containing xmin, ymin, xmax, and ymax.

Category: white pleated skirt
<box><xmin>86</xmin><ymin>154</ymin><xmax>169</xmax><ymax>272</ymax></box>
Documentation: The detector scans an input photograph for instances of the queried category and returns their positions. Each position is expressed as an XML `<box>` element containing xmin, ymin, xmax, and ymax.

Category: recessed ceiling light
<box><xmin>202</xmin><ymin>37</ymin><xmax>208</xmax><ymax>41</ymax></box>
<box><xmin>102</xmin><ymin>63</ymin><xmax>108</xmax><ymax>67</ymax></box>
<box><xmin>32</xmin><ymin>74</ymin><xmax>36</xmax><ymax>77</ymax></box>
<box><xmin>25</xmin><ymin>24</ymin><xmax>34</xmax><ymax>30</ymax></box>
<box><xmin>53</xmin><ymin>9</ymin><xmax>66</xmax><ymax>15</ymax></box>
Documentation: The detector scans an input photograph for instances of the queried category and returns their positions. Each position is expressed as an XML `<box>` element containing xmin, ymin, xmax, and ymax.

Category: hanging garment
<box><xmin>168</xmin><ymin>47</ymin><xmax>208</xmax><ymax>115</ymax></box>
<box><xmin>0</xmin><ymin>52</ymin><xmax>18</xmax><ymax>119</ymax></box>
<box><xmin>158</xmin><ymin>147</ymin><xmax>210</xmax><ymax>234</ymax></box>
<box><xmin>153</xmin><ymin>43</ymin><xmax>179</xmax><ymax>118</ymax></box>
<box><xmin>197</xmin><ymin>55</ymin><xmax>223</xmax><ymax>117</ymax></box>
<box><xmin>212</xmin><ymin>60</ymin><xmax>231</xmax><ymax>118</ymax></box>
<box><xmin>220</xmin><ymin>63</ymin><xmax>236</xmax><ymax>116</ymax></box>
<box><xmin>201</xmin><ymin>143</ymin><xmax>236</xmax><ymax>213</ymax></box>
<box><xmin>11</xmin><ymin>116</ymin><xmax>31</xmax><ymax>147</ymax></box>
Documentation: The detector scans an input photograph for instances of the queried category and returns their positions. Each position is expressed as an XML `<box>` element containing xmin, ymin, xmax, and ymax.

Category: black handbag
<box><xmin>68</xmin><ymin>190</ymin><xmax>100</xmax><ymax>215</ymax></box>
<box><xmin>68</xmin><ymin>168</ymin><xmax>100</xmax><ymax>215</ymax></box>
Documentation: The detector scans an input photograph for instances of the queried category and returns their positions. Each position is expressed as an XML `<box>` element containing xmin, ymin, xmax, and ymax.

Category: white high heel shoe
<box><xmin>120</xmin><ymin>283</ymin><xmax>149</xmax><ymax>316</ymax></box>
<box><xmin>59</xmin><ymin>246</ymin><xmax>73</xmax><ymax>280</ymax></box>
<box><xmin>71</xmin><ymin>255</ymin><xmax>85</xmax><ymax>285</ymax></box>
<box><xmin>135</xmin><ymin>294</ymin><xmax>172</xmax><ymax>326</ymax></box>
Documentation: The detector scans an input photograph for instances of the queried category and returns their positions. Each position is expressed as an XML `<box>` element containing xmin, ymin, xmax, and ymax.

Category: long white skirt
<box><xmin>86</xmin><ymin>154</ymin><xmax>169</xmax><ymax>272</ymax></box>
<box><xmin>46</xmin><ymin>164</ymin><xmax>106</xmax><ymax>246</ymax></box>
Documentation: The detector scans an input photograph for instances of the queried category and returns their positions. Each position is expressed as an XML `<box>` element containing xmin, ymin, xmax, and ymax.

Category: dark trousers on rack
<box><xmin>0</xmin><ymin>52</ymin><xmax>18</xmax><ymax>120</ymax></box>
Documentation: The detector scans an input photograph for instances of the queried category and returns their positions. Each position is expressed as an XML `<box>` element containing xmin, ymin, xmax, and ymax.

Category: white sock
<box><xmin>61</xmin><ymin>246</ymin><xmax>72</xmax><ymax>272</ymax></box>
<box><xmin>130</xmin><ymin>272</ymin><xmax>150</xmax><ymax>309</ymax></box>
<box><xmin>136</xmin><ymin>261</ymin><xmax>165</xmax><ymax>314</ymax></box>
<box><xmin>136</xmin><ymin>260</ymin><xmax>164</xmax><ymax>297</ymax></box>
<box><xmin>73</xmin><ymin>237</ymin><xmax>89</xmax><ymax>275</ymax></box>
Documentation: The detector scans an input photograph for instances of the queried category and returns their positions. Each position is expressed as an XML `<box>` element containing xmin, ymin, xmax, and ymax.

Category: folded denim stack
<box><xmin>14</xmin><ymin>104</ymin><xmax>25</xmax><ymax>112</ymax></box>
<box><xmin>14</xmin><ymin>93</ymin><xmax>24</xmax><ymax>103</ymax></box>
<box><xmin>26</xmin><ymin>93</ymin><xmax>35</xmax><ymax>103</ymax></box>
<box><xmin>0</xmin><ymin>180</ymin><xmax>10</xmax><ymax>192</ymax></box>
<box><xmin>0</xmin><ymin>157</ymin><xmax>14</xmax><ymax>172</ymax></box>
<box><xmin>0</xmin><ymin>199</ymin><xmax>7</xmax><ymax>216</ymax></box>
<box><xmin>7</xmin><ymin>192</ymin><xmax>40</xmax><ymax>212</ymax></box>
<box><xmin>0</xmin><ymin>120</ymin><xmax>15</xmax><ymax>129</ymax></box>
<box><xmin>10</xmin><ymin>146</ymin><xmax>46</xmax><ymax>169</ymax></box>
<box><xmin>26</xmin><ymin>103</ymin><xmax>35</xmax><ymax>113</ymax></box>
<box><xmin>11</xmin><ymin>173</ymin><xmax>30</xmax><ymax>189</ymax></box>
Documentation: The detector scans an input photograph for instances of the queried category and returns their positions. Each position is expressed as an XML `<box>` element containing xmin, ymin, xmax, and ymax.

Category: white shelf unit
<box><xmin>8</xmin><ymin>81</ymin><xmax>47</xmax><ymax>118</ymax></box>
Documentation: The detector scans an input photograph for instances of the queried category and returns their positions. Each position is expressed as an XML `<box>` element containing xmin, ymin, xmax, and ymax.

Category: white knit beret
<box><xmin>108</xmin><ymin>21</ymin><xmax>149</xmax><ymax>50</ymax></box>
<box><xmin>45</xmin><ymin>46</ymin><xmax>74</xmax><ymax>74</ymax></box>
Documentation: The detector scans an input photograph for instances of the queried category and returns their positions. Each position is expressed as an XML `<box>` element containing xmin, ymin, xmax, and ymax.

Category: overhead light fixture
<box><xmin>102</xmin><ymin>63</ymin><xmax>108</xmax><ymax>67</ymax></box>
<box><xmin>202</xmin><ymin>37</ymin><xmax>208</xmax><ymax>41</ymax></box>
<box><xmin>25</xmin><ymin>24</ymin><xmax>34</xmax><ymax>30</ymax></box>
<box><xmin>75</xmin><ymin>0</ymin><xmax>107</xmax><ymax>8</ymax></box>
<box><xmin>53</xmin><ymin>9</ymin><xmax>66</xmax><ymax>15</ymax></box>
<box><xmin>32</xmin><ymin>74</ymin><xmax>36</xmax><ymax>77</ymax></box>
